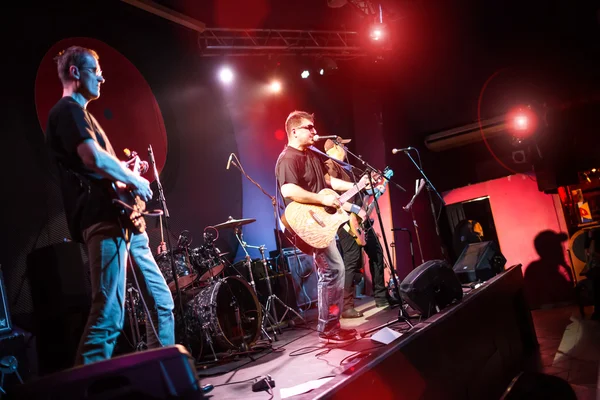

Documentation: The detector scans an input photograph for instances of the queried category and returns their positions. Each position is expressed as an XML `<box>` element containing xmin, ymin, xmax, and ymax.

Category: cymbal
<box><xmin>211</xmin><ymin>216</ymin><xmax>256</xmax><ymax>230</ymax></box>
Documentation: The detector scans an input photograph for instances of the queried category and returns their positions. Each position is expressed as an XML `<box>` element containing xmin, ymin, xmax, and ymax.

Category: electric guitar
<box><xmin>282</xmin><ymin>172</ymin><xmax>383</xmax><ymax>253</ymax></box>
<box><xmin>348</xmin><ymin>168</ymin><xmax>394</xmax><ymax>246</ymax></box>
<box><xmin>111</xmin><ymin>149</ymin><xmax>147</xmax><ymax>234</ymax></box>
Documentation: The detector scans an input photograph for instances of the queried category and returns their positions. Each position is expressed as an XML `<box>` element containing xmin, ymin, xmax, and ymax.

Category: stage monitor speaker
<box><xmin>282</xmin><ymin>248</ymin><xmax>318</xmax><ymax>309</ymax></box>
<box><xmin>399</xmin><ymin>260</ymin><xmax>463</xmax><ymax>318</ymax></box>
<box><xmin>10</xmin><ymin>345</ymin><xmax>204</xmax><ymax>400</ymax></box>
<box><xmin>453</xmin><ymin>241</ymin><xmax>506</xmax><ymax>283</ymax></box>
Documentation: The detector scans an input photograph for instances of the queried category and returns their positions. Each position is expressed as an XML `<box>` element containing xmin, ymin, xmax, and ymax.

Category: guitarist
<box><xmin>46</xmin><ymin>46</ymin><xmax>175</xmax><ymax>365</ymax></box>
<box><xmin>323</xmin><ymin>138</ymin><xmax>365</xmax><ymax>319</ymax></box>
<box><xmin>324</xmin><ymin>140</ymin><xmax>394</xmax><ymax>309</ymax></box>
<box><xmin>276</xmin><ymin>111</ymin><xmax>369</xmax><ymax>344</ymax></box>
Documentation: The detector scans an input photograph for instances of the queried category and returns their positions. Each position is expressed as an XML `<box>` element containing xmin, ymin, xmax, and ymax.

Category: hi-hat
<box><xmin>211</xmin><ymin>216</ymin><xmax>256</xmax><ymax>230</ymax></box>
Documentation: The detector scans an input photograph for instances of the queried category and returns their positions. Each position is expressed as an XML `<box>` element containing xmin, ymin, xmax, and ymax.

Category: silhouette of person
<box><xmin>523</xmin><ymin>230</ymin><xmax>574</xmax><ymax>309</ymax></box>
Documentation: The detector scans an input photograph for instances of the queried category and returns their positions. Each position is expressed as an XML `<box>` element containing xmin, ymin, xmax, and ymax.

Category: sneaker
<box><xmin>341</xmin><ymin>308</ymin><xmax>364</xmax><ymax>318</ymax></box>
<box><xmin>319</xmin><ymin>328</ymin><xmax>357</xmax><ymax>344</ymax></box>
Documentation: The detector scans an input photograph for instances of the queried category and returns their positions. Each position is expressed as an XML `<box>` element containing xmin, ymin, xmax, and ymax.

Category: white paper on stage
<box><xmin>371</xmin><ymin>327</ymin><xmax>403</xmax><ymax>345</ymax></box>
<box><xmin>280</xmin><ymin>376</ymin><xmax>335</xmax><ymax>398</ymax></box>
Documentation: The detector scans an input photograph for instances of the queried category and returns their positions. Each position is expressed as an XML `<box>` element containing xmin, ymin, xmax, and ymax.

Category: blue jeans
<box><xmin>314</xmin><ymin>240</ymin><xmax>345</xmax><ymax>333</ymax></box>
<box><xmin>75</xmin><ymin>221</ymin><xmax>175</xmax><ymax>365</ymax></box>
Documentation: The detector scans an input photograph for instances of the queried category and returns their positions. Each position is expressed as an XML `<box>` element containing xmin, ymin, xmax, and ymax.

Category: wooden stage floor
<box><xmin>198</xmin><ymin>296</ymin><xmax>412</xmax><ymax>399</ymax></box>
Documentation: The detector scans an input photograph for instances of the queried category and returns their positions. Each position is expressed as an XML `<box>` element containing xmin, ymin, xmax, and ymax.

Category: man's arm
<box><xmin>281</xmin><ymin>183</ymin><xmax>340</xmax><ymax>208</ymax></box>
<box><xmin>331</xmin><ymin>174</ymin><xmax>370</xmax><ymax>192</ymax></box>
<box><xmin>77</xmin><ymin>139</ymin><xmax>153</xmax><ymax>201</ymax></box>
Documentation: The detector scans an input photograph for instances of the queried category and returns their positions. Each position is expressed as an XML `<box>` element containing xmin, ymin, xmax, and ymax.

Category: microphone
<box><xmin>226</xmin><ymin>153</ymin><xmax>234</xmax><ymax>170</ymax></box>
<box><xmin>313</xmin><ymin>135</ymin><xmax>338</xmax><ymax>141</ymax></box>
<box><xmin>148</xmin><ymin>145</ymin><xmax>156</xmax><ymax>165</ymax></box>
<box><xmin>392</xmin><ymin>147</ymin><xmax>414</xmax><ymax>154</ymax></box>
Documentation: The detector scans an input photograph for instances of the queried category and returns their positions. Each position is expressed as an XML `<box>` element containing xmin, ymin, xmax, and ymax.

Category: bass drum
<box><xmin>184</xmin><ymin>276</ymin><xmax>261</xmax><ymax>355</ymax></box>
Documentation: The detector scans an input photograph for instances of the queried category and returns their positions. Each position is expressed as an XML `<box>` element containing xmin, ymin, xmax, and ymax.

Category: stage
<box><xmin>200</xmin><ymin>264</ymin><xmax>537</xmax><ymax>400</ymax></box>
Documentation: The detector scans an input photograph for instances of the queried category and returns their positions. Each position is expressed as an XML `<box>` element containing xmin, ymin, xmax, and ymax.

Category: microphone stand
<box><xmin>402</xmin><ymin>180</ymin><xmax>426</xmax><ymax>265</ymax></box>
<box><xmin>148</xmin><ymin>145</ymin><xmax>189</xmax><ymax>349</ymax></box>
<box><xmin>330</xmin><ymin>140</ymin><xmax>414</xmax><ymax>334</ymax></box>
<box><xmin>399</xmin><ymin>149</ymin><xmax>447</xmax><ymax>260</ymax></box>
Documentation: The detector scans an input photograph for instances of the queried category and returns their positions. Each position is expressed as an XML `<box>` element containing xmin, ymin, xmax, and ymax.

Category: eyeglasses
<box><xmin>80</xmin><ymin>66</ymin><xmax>103</xmax><ymax>77</ymax></box>
<box><xmin>296</xmin><ymin>124</ymin><xmax>316</xmax><ymax>131</ymax></box>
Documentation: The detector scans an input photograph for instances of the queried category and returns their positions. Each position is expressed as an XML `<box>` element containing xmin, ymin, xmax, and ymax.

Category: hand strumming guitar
<box><xmin>130</xmin><ymin>175</ymin><xmax>153</xmax><ymax>202</ymax></box>
<box><xmin>322</xmin><ymin>193</ymin><xmax>342</xmax><ymax>209</ymax></box>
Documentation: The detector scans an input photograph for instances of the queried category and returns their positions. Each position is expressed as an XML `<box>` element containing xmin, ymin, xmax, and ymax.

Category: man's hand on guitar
<box><xmin>322</xmin><ymin>193</ymin><xmax>342</xmax><ymax>209</ymax></box>
<box><xmin>131</xmin><ymin>176</ymin><xmax>153</xmax><ymax>202</ymax></box>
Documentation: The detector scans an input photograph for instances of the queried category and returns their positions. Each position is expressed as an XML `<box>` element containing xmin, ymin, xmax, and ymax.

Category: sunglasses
<box><xmin>296</xmin><ymin>124</ymin><xmax>316</xmax><ymax>131</ymax></box>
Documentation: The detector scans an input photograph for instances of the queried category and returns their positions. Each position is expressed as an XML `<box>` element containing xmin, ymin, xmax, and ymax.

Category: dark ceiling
<box><xmin>155</xmin><ymin>0</ymin><xmax>600</xmax><ymax>137</ymax></box>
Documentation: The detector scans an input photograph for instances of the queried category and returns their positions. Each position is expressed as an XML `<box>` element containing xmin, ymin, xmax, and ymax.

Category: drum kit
<box><xmin>125</xmin><ymin>216</ymin><xmax>303</xmax><ymax>362</ymax></box>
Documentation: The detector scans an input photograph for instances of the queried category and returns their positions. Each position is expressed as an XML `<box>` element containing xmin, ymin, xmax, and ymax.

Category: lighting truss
<box><xmin>198</xmin><ymin>28</ymin><xmax>365</xmax><ymax>59</ymax></box>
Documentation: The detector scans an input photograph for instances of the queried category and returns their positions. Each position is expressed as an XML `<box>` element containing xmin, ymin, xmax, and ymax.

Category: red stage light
<box><xmin>274</xmin><ymin>129</ymin><xmax>286</xmax><ymax>141</ymax></box>
<box><xmin>506</xmin><ymin>106</ymin><xmax>538</xmax><ymax>138</ymax></box>
<box><xmin>369</xmin><ymin>24</ymin><xmax>386</xmax><ymax>41</ymax></box>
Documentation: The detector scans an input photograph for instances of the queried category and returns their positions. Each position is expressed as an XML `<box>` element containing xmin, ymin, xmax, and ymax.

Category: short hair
<box><xmin>54</xmin><ymin>46</ymin><xmax>99</xmax><ymax>84</ymax></box>
<box><xmin>285</xmin><ymin>111</ymin><xmax>314</xmax><ymax>138</ymax></box>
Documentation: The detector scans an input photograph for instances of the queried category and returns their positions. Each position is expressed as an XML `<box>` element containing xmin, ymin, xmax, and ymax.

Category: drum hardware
<box><xmin>234</xmin><ymin>225</ymin><xmax>304</xmax><ymax>338</ymax></box>
<box><xmin>257</xmin><ymin>244</ymin><xmax>304</xmax><ymax>329</ymax></box>
<box><xmin>210</xmin><ymin>216</ymin><xmax>256</xmax><ymax>230</ymax></box>
<box><xmin>232</xmin><ymin>225</ymin><xmax>279</xmax><ymax>342</ymax></box>
<box><xmin>125</xmin><ymin>282</ymin><xmax>147</xmax><ymax>351</ymax></box>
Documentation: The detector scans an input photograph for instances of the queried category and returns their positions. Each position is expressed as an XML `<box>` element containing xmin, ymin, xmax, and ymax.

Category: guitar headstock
<box><xmin>123</xmin><ymin>149</ymin><xmax>148</xmax><ymax>175</ymax></box>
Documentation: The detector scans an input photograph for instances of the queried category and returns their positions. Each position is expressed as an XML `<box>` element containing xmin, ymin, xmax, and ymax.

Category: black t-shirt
<box><xmin>46</xmin><ymin>96</ymin><xmax>120</xmax><ymax>241</ymax></box>
<box><xmin>275</xmin><ymin>146</ymin><xmax>329</xmax><ymax>205</ymax></box>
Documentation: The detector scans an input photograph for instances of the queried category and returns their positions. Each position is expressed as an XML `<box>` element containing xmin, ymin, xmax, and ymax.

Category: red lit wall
<box><xmin>443</xmin><ymin>174</ymin><xmax>573</xmax><ymax>308</ymax></box>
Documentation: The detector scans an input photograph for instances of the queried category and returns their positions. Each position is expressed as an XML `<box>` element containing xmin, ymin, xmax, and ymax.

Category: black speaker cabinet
<box><xmin>10</xmin><ymin>345</ymin><xmax>204</xmax><ymax>400</ymax></box>
<box><xmin>282</xmin><ymin>248</ymin><xmax>318</xmax><ymax>309</ymax></box>
<box><xmin>453</xmin><ymin>241</ymin><xmax>507</xmax><ymax>283</ymax></box>
<box><xmin>26</xmin><ymin>242</ymin><xmax>91</xmax><ymax>375</ymax></box>
<box><xmin>399</xmin><ymin>260</ymin><xmax>463</xmax><ymax>318</ymax></box>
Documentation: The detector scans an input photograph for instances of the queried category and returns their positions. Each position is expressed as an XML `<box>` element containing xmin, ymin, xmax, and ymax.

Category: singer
<box><xmin>45</xmin><ymin>46</ymin><xmax>175</xmax><ymax>365</ymax></box>
<box><xmin>275</xmin><ymin>110</ymin><xmax>370</xmax><ymax>344</ymax></box>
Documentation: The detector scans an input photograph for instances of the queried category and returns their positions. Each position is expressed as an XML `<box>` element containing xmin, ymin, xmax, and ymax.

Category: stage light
<box><xmin>320</xmin><ymin>69</ymin><xmax>324</xmax><ymax>75</ymax></box>
<box><xmin>506</xmin><ymin>106</ymin><xmax>538</xmax><ymax>138</ymax></box>
<box><xmin>219</xmin><ymin>67</ymin><xmax>234</xmax><ymax>84</ymax></box>
<box><xmin>269</xmin><ymin>80</ymin><xmax>282</xmax><ymax>93</ymax></box>
<box><xmin>301</xmin><ymin>70</ymin><xmax>310</xmax><ymax>79</ymax></box>
<box><xmin>368</xmin><ymin>23</ymin><xmax>386</xmax><ymax>42</ymax></box>
<box><xmin>370</xmin><ymin>28</ymin><xmax>384</xmax><ymax>41</ymax></box>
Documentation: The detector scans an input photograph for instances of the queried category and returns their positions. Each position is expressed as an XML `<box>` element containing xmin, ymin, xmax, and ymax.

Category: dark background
<box><xmin>0</xmin><ymin>0</ymin><xmax>599</xmax><ymax>331</ymax></box>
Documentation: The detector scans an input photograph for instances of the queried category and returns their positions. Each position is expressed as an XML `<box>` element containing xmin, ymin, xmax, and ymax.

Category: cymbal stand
<box><xmin>254</xmin><ymin>244</ymin><xmax>304</xmax><ymax>330</ymax></box>
<box><xmin>234</xmin><ymin>226</ymin><xmax>277</xmax><ymax>342</ymax></box>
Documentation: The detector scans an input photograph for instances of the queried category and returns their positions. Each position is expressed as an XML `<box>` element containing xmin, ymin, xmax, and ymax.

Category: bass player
<box><xmin>45</xmin><ymin>46</ymin><xmax>174</xmax><ymax>365</ymax></box>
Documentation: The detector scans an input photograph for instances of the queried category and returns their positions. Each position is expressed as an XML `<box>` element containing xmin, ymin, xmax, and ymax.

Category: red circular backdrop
<box><xmin>35</xmin><ymin>37</ymin><xmax>167</xmax><ymax>178</ymax></box>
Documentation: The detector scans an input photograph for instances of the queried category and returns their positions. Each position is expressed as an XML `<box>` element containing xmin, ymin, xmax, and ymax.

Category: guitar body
<box><xmin>283</xmin><ymin>188</ymin><xmax>350</xmax><ymax>252</ymax></box>
<box><xmin>112</xmin><ymin>182</ymin><xmax>147</xmax><ymax>234</ymax></box>
<box><xmin>348</xmin><ymin>213</ymin><xmax>367</xmax><ymax>247</ymax></box>
<box><xmin>111</xmin><ymin>152</ymin><xmax>147</xmax><ymax>234</ymax></box>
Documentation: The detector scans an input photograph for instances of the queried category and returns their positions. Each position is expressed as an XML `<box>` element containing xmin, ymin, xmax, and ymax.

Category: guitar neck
<box><xmin>339</xmin><ymin>181</ymin><xmax>367</xmax><ymax>205</ymax></box>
